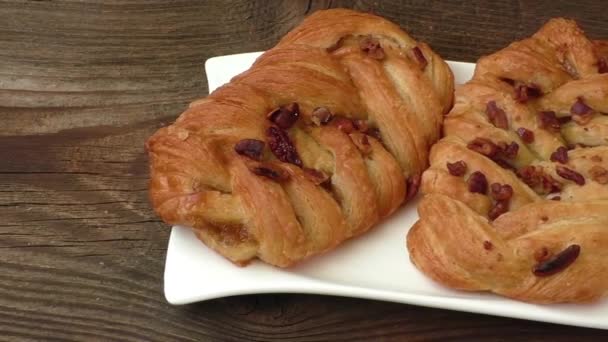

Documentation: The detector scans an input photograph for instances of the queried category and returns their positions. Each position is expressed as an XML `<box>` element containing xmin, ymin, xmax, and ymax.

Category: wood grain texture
<box><xmin>1</xmin><ymin>0</ymin><xmax>607</xmax><ymax>340</ymax></box>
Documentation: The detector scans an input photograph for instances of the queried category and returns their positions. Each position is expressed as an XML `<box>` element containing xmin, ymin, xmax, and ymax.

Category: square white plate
<box><xmin>164</xmin><ymin>51</ymin><xmax>608</xmax><ymax>329</ymax></box>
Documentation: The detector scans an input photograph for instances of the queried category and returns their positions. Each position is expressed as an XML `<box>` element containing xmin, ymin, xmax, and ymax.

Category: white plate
<box><xmin>164</xmin><ymin>51</ymin><xmax>608</xmax><ymax>329</ymax></box>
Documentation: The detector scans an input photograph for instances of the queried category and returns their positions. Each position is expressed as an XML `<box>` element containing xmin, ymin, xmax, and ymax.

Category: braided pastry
<box><xmin>147</xmin><ymin>9</ymin><xmax>453</xmax><ymax>267</ymax></box>
<box><xmin>407</xmin><ymin>18</ymin><xmax>608</xmax><ymax>303</ymax></box>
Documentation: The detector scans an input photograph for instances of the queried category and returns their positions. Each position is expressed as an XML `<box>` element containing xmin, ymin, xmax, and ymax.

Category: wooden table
<box><xmin>2</xmin><ymin>1</ymin><xmax>607</xmax><ymax>340</ymax></box>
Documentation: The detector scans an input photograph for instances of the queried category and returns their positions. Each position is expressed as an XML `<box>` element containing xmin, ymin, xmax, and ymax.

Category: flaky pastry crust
<box><xmin>408</xmin><ymin>18</ymin><xmax>608</xmax><ymax>303</ymax></box>
<box><xmin>147</xmin><ymin>9</ymin><xmax>453</xmax><ymax>267</ymax></box>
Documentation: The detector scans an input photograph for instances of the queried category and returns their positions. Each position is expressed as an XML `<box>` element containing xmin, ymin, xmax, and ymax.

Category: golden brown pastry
<box><xmin>147</xmin><ymin>9</ymin><xmax>453</xmax><ymax>267</ymax></box>
<box><xmin>408</xmin><ymin>18</ymin><xmax>608</xmax><ymax>303</ymax></box>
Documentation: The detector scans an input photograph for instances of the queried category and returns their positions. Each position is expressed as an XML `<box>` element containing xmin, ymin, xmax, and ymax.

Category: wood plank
<box><xmin>1</xmin><ymin>0</ymin><xmax>607</xmax><ymax>340</ymax></box>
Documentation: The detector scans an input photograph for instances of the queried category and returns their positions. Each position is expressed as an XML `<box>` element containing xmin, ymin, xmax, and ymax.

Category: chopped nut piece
<box><xmin>468</xmin><ymin>171</ymin><xmax>488</xmax><ymax>194</ymax></box>
<box><xmin>533</xmin><ymin>244</ymin><xmax>580</xmax><ymax>277</ymax></box>
<box><xmin>447</xmin><ymin>160</ymin><xmax>467</xmax><ymax>177</ymax></box>
<box><xmin>537</xmin><ymin>111</ymin><xmax>561</xmax><ymax>132</ymax></box>
<box><xmin>234</xmin><ymin>139</ymin><xmax>265</xmax><ymax>160</ymax></box>
<box><xmin>311</xmin><ymin>107</ymin><xmax>333</xmax><ymax>126</ymax></box>
<box><xmin>249</xmin><ymin>163</ymin><xmax>290</xmax><ymax>181</ymax></box>
<box><xmin>556</xmin><ymin>165</ymin><xmax>585</xmax><ymax>186</ymax></box>
<box><xmin>490</xmin><ymin>183</ymin><xmax>513</xmax><ymax>201</ymax></box>
<box><xmin>467</xmin><ymin>138</ymin><xmax>499</xmax><ymax>158</ymax></box>
<box><xmin>267</xmin><ymin>103</ymin><xmax>300</xmax><ymax>129</ymax></box>
<box><xmin>516</xmin><ymin>127</ymin><xmax>535</xmax><ymax>143</ymax></box>
<box><xmin>486</xmin><ymin>101</ymin><xmax>508</xmax><ymax>129</ymax></box>
<box><xmin>550</xmin><ymin>146</ymin><xmax>569</xmax><ymax>164</ymax></box>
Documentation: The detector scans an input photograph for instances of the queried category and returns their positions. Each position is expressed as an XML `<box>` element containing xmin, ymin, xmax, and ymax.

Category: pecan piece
<box><xmin>550</xmin><ymin>146</ymin><xmax>569</xmax><ymax>164</ymax></box>
<box><xmin>447</xmin><ymin>160</ymin><xmax>467</xmax><ymax>177</ymax></box>
<box><xmin>486</xmin><ymin>101</ymin><xmax>508</xmax><ymax>129</ymax></box>
<box><xmin>266</xmin><ymin>126</ymin><xmax>302</xmax><ymax>167</ymax></box>
<box><xmin>267</xmin><ymin>102</ymin><xmax>300</xmax><ymax>130</ymax></box>
<box><xmin>503</xmin><ymin>142</ymin><xmax>519</xmax><ymax>159</ymax></box>
<box><xmin>490</xmin><ymin>183</ymin><xmax>513</xmax><ymax>201</ymax></box>
<box><xmin>516</xmin><ymin>127</ymin><xmax>535</xmax><ymax>143</ymax></box>
<box><xmin>537</xmin><ymin>111</ymin><xmax>561</xmax><ymax>132</ymax></box>
<box><xmin>488</xmin><ymin>200</ymin><xmax>509</xmax><ymax>220</ymax></box>
<box><xmin>518</xmin><ymin>165</ymin><xmax>562</xmax><ymax>194</ymax></box>
<box><xmin>556</xmin><ymin>165</ymin><xmax>585</xmax><ymax>185</ymax></box>
<box><xmin>570</xmin><ymin>97</ymin><xmax>594</xmax><ymax>125</ymax></box>
<box><xmin>533</xmin><ymin>244</ymin><xmax>580</xmax><ymax>277</ymax></box>
<box><xmin>467</xmin><ymin>138</ymin><xmax>499</xmax><ymax>158</ymax></box>
<box><xmin>234</xmin><ymin>139</ymin><xmax>265</xmax><ymax>161</ymax></box>
<box><xmin>311</xmin><ymin>107</ymin><xmax>333</xmax><ymax>126</ymax></box>
<box><xmin>360</xmin><ymin>36</ymin><xmax>385</xmax><ymax>60</ymax></box>
<box><xmin>589</xmin><ymin>165</ymin><xmax>608</xmax><ymax>184</ymax></box>
<box><xmin>468</xmin><ymin>171</ymin><xmax>488</xmax><ymax>194</ymax></box>
<box><xmin>250</xmin><ymin>163</ymin><xmax>290</xmax><ymax>182</ymax></box>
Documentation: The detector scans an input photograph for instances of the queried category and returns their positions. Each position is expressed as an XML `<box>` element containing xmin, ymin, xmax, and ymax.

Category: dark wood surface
<box><xmin>2</xmin><ymin>0</ymin><xmax>607</xmax><ymax>340</ymax></box>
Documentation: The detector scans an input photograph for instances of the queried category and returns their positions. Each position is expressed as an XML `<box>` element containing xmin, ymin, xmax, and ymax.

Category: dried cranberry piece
<box><xmin>516</xmin><ymin>127</ymin><xmax>535</xmax><ymax>143</ymax></box>
<box><xmin>266</xmin><ymin>126</ymin><xmax>302</xmax><ymax>167</ymax></box>
<box><xmin>486</xmin><ymin>101</ymin><xmax>509</xmax><ymax>129</ymax></box>
<box><xmin>533</xmin><ymin>244</ymin><xmax>580</xmax><ymax>277</ymax></box>
<box><xmin>267</xmin><ymin>103</ymin><xmax>300</xmax><ymax>129</ymax></box>
<box><xmin>555</xmin><ymin>165</ymin><xmax>585</xmax><ymax>185</ymax></box>
<box><xmin>447</xmin><ymin>160</ymin><xmax>467</xmax><ymax>177</ymax></box>
<box><xmin>468</xmin><ymin>171</ymin><xmax>488</xmax><ymax>194</ymax></box>
<box><xmin>412</xmin><ymin>46</ymin><xmax>428</xmax><ymax>70</ymax></box>
<box><xmin>360</xmin><ymin>36</ymin><xmax>385</xmax><ymax>60</ymax></box>
<box><xmin>234</xmin><ymin>139</ymin><xmax>265</xmax><ymax>160</ymax></box>
<box><xmin>550</xmin><ymin>146</ymin><xmax>569</xmax><ymax>164</ymax></box>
